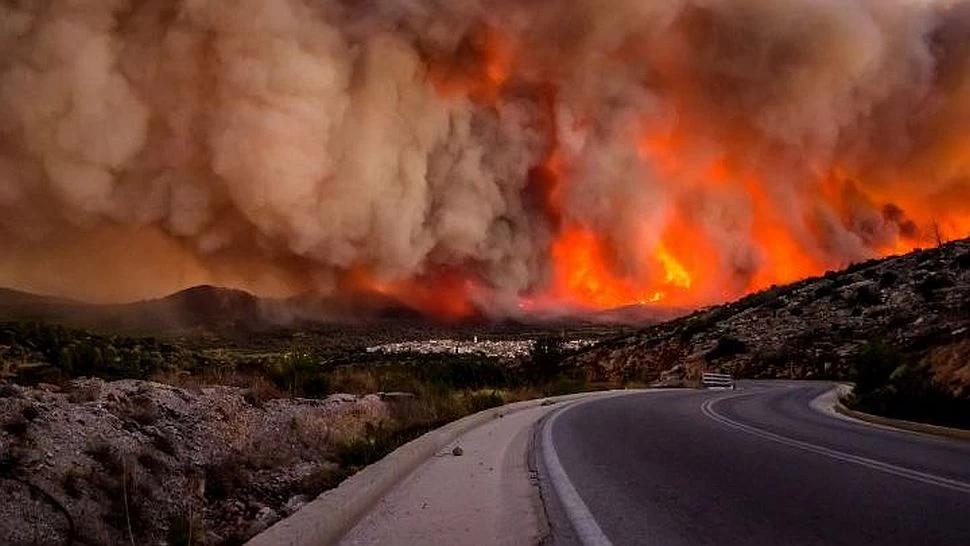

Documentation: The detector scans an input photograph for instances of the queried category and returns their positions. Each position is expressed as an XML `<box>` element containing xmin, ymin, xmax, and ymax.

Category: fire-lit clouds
<box><xmin>1</xmin><ymin>0</ymin><xmax>969</xmax><ymax>312</ymax></box>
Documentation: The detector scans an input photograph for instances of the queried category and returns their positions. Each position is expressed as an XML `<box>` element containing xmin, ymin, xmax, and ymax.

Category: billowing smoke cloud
<box><xmin>0</xmin><ymin>0</ymin><xmax>968</xmax><ymax>310</ymax></box>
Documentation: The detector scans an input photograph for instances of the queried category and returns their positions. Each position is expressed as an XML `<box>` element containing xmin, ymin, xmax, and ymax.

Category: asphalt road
<box><xmin>541</xmin><ymin>382</ymin><xmax>970</xmax><ymax>546</ymax></box>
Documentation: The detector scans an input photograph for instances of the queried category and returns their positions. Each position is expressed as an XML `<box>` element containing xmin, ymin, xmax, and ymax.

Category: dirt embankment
<box><xmin>0</xmin><ymin>379</ymin><xmax>390</xmax><ymax>545</ymax></box>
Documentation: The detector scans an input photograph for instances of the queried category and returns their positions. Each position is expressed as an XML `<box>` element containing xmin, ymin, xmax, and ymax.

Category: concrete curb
<box><xmin>246</xmin><ymin>390</ymin><xmax>619</xmax><ymax>546</ymax></box>
<box><xmin>828</xmin><ymin>383</ymin><xmax>970</xmax><ymax>442</ymax></box>
<box><xmin>834</xmin><ymin>400</ymin><xmax>970</xmax><ymax>443</ymax></box>
<box><xmin>540</xmin><ymin>396</ymin><xmax>617</xmax><ymax>546</ymax></box>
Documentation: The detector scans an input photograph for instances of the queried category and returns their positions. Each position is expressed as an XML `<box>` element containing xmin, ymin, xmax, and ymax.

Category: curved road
<box><xmin>541</xmin><ymin>382</ymin><xmax>970</xmax><ymax>545</ymax></box>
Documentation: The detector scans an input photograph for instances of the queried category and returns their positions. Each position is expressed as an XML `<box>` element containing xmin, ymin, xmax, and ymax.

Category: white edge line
<box><xmin>701</xmin><ymin>394</ymin><xmax>970</xmax><ymax>495</ymax></box>
<box><xmin>542</xmin><ymin>398</ymin><xmax>615</xmax><ymax>546</ymax></box>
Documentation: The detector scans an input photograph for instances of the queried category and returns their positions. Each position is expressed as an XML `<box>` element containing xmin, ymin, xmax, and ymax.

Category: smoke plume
<box><xmin>1</xmin><ymin>0</ymin><xmax>968</xmax><ymax>312</ymax></box>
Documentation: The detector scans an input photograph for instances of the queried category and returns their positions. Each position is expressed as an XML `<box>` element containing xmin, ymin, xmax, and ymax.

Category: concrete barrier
<box><xmin>246</xmin><ymin>390</ymin><xmax>615</xmax><ymax>546</ymax></box>
<box><xmin>834</xmin><ymin>399</ymin><xmax>970</xmax><ymax>443</ymax></box>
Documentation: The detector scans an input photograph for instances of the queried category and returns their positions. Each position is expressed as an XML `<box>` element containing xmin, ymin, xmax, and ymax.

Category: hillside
<box><xmin>570</xmin><ymin>238</ymin><xmax>970</xmax><ymax>396</ymax></box>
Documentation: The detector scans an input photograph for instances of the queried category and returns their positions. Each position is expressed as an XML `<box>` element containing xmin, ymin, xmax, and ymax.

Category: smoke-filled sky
<box><xmin>1</xmin><ymin>0</ymin><xmax>969</xmax><ymax>314</ymax></box>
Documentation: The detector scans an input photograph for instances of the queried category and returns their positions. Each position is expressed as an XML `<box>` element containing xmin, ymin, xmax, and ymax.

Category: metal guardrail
<box><xmin>702</xmin><ymin>372</ymin><xmax>735</xmax><ymax>390</ymax></box>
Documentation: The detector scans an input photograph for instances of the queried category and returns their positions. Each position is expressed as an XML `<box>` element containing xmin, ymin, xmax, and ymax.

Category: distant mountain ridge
<box><xmin>0</xmin><ymin>282</ymin><xmax>674</xmax><ymax>336</ymax></box>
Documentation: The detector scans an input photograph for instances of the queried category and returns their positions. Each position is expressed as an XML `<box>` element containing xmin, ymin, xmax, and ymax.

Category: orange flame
<box><xmin>393</xmin><ymin>24</ymin><xmax>970</xmax><ymax>318</ymax></box>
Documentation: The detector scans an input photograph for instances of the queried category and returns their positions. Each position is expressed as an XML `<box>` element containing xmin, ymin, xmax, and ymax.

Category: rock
<box><xmin>245</xmin><ymin>506</ymin><xmax>280</xmax><ymax>537</ymax></box>
<box><xmin>0</xmin><ymin>384</ymin><xmax>24</xmax><ymax>398</ymax></box>
<box><xmin>379</xmin><ymin>392</ymin><xmax>416</xmax><ymax>401</ymax></box>
<box><xmin>282</xmin><ymin>494</ymin><xmax>310</xmax><ymax>516</ymax></box>
<box><xmin>452</xmin><ymin>445</ymin><xmax>464</xmax><ymax>457</ymax></box>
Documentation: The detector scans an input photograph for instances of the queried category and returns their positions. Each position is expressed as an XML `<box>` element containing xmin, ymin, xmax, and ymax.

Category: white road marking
<box><xmin>702</xmin><ymin>393</ymin><xmax>970</xmax><ymax>495</ymax></box>
<box><xmin>541</xmin><ymin>398</ymin><xmax>616</xmax><ymax>546</ymax></box>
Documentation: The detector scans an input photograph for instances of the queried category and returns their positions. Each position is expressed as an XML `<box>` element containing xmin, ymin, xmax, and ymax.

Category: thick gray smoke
<box><xmin>0</xmin><ymin>0</ymin><xmax>968</xmax><ymax>308</ymax></box>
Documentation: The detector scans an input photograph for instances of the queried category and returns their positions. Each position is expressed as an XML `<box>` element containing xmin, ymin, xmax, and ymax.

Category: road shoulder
<box><xmin>340</xmin><ymin>404</ymin><xmax>556</xmax><ymax>546</ymax></box>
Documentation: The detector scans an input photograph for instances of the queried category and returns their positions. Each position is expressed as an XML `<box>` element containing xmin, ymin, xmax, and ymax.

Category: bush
<box><xmin>706</xmin><ymin>336</ymin><xmax>747</xmax><ymax>360</ymax></box>
<box><xmin>269</xmin><ymin>350</ymin><xmax>329</xmax><ymax>398</ymax></box>
<box><xmin>916</xmin><ymin>274</ymin><xmax>953</xmax><ymax>299</ymax></box>
<box><xmin>878</xmin><ymin>271</ymin><xmax>897</xmax><ymax>288</ymax></box>
<box><xmin>853</xmin><ymin>285</ymin><xmax>881</xmax><ymax>306</ymax></box>
<box><xmin>333</xmin><ymin>423</ymin><xmax>431</xmax><ymax>470</ymax></box>
<box><xmin>125</xmin><ymin>395</ymin><xmax>160</xmax><ymax>426</ymax></box>
<box><xmin>3</xmin><ymin>417</ymin><xmax>29</xmax><ymax>438</ymax></box>
<box><xmin>204</xmin><ymin>459</ymin><xmax>250</xmax><ymax>501</ymax></box>
<box><xmin>852</xmin><ymin>342</ymin><xmax>905</xmax><ymax>394</ymax></box>
<box><xmin>86</xmin><ymin>441</ymin><xmax>124</xmax><ymax>474</ymax></box>
<box><xmin>956</xmin><ymin>251</ymin><xmax>970</xmax><ymax>270</ymax></box>
<box><xmin>167</xmin><ymin>514</ymin><xmax>206</xmax><ymax>546</ymax></box>
<box><xmin>849</xmin><ymin>341</ymin><xmax>970</xmax><ymax>429</ymax></box>
<box><xmin>465</xmin><ymin>390</ymin><xmax>504</xmax><ymax>413</ymax></box>
<box><xmin>543</xmin><ymin>376</ymin><xmax>588</xmax><ymax>396</ymax></box>
<box><xmin>522</xmin><ymin>337</ymin><xmax>569</xmax><ymax>385</ymax></box>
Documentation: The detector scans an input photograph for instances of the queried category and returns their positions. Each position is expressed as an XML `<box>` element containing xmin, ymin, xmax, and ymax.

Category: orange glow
<box><xmin>548</xmin><ymin>224</ymin><xmax>699</xmax><ymax>309</ymax></box>
<box><xmin>345</xmin><ymin>266</ymin><xmax>478</xmax><ymax>320</ymax></box>
<box><xmin>395</xmin><ymin>25</ymin><xmax>970</xmax><ymax>318</ymax></box>
<box><xmin>656</xmin><ymin>245</ymin><xmax>692</xmax><ymax>289</ymax></box>
<box><xmin>428</xmin><ymin>25</ymin><xmax>512</xmax><ymax>106</ymax></box>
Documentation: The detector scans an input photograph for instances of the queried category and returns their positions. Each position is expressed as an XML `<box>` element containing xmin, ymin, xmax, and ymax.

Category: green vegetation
<box><xmin>0</xmin><ymin>321</ymin><xmax>201</xmax><ymax>383</ymax></box>
<box><xmin>848</xmin><ymin>341</ymin><xmax>970</xmax><ymax>429</ymax></box>
<box><xmin>0</xmin><ymin>321</ymin><xmax>594</xmax><ymax>402</ymax></box>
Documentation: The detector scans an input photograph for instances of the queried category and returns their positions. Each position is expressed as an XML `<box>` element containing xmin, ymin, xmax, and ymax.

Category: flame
<box><xmin>376</xmin><ymin>21</ymin><xmax>970</xmax><ymax>319</ymax></box>
<box><xmin>656</xmin><ymin>245</ymin><xmax>692</xmax><ymax>289</ymax></box>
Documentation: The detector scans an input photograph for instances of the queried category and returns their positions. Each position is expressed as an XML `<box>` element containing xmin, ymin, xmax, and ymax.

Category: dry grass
<box><xmin>926</xmin><ymin>340</ymin><xmax>970</xmax><ymax>396</ymax></box>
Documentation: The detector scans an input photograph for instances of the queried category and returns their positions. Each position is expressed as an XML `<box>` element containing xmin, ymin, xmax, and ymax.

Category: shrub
<box><xmin>126</xmin><ymin>395</ymin><xmax>160</xmax><ymax>426</ymax></box>
<box><xmin>878</xmin><ymin>271</ymin><xmax>897</xmax><ymax>288</ymax></box>
<box><xmin>137</xmin><ymin>451</ymin><xmax>167</xmax><ymax>474</ymax></box>
<box><xmin>63</xmin><ymin>467</ymin><xmax>84</xmax><ymax>498</ymax></box>
<box><xmin>3</xmin><ymin>417</ymin><xmax>29</xmax><ymax>438</ymax></box>
<box><xmin>522</xmin><ymin>337</ymin><xmax>569</xmax><ymax>385</ymax></box>
<box><xmin>67</xmin><ymin>382</ymin><xmax>103</xmax><ymax>403</ymax></box>
<box><xmin>151</xmin><ymin>431</ymin><xmax>178</xmax><ymax>457</ymax></box>
<box><xmin>706</xmin><ymin>336</ymin><xmax>747</xmax><ymax>360</ymax></box>
<box><xmin>916</xmin><ymin>274</ymin><xmax>953</xmax><ymax>299</ymax></box>
<box><xmin>465</xmin><ymin>390</ymin><xmax>504</xmax><ymax>413</ymax></box>
<box><xmin>849</xmin><ymin>341</ymin><xmax>970</xmax><ymax>429</ymax></box>
<box><xmin>332</xmin><ymin>424</ymin><xmax>425</xmax><ymax>470</ymax></box>
<box><xmin>543</xmin><ymin>376</ymin><xmax>588</xmax><ymax>396</ymax></box>
<box><xmin>852</xmin><ymin>342</ymin><xmax>906</xmax><ymax>394</ymax></box>
<box><xmin>204</xmin><ymin>459</ymin><xmax>250</xmax><ymax>501</ymax></box>
<box><xmin>86</xmin><ymin>441</ymin><xmax>124</xmax><ymax>474</ymax></box>
<box><xmin>297</xmin><ymin>466</ymin><xmax>348</xmax><ymax>498</ymax></box>
<box><xmin>269</xmin><ymin>350</ymin><xmax>330</xmax><ymax>398</ymax></box>
<box><xmin>167</xmin><ymin>514</ymin><xmax>206</xmax><ymax>546</ymax></box>
<box><xmin>21</xmin><ymin>405</ymin><xmax>39</xmax><ymax>421</ymax></box>
<box><xmin>956</xmin><ymin>251</ymin><xmax>970</xmax><ymax>270</ymax></box>
<box><xmin>853</xmin><ymin>285</ymin><xmax>881</xmax><ymax>306</ymax></box>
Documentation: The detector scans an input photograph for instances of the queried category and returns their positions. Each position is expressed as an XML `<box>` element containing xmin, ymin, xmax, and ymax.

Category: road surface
<box><xmin>541</xmin><ymin>381</ymin><xmax>970</xmax><ymax>545</ymax></box>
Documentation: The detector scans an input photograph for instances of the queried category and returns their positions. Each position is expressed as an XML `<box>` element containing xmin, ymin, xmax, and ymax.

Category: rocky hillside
<box><xmin>571</xmin><ymin>238</ymin><xmax>970</xmax><ymax>390</ymax></box>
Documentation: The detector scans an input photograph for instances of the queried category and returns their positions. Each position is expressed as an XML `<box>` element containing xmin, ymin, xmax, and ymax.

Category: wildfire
<box><xmin>403</xmin><ymin>20</ymin><xmax>970</xmax><ymax>318</ymax></box>
<box><xmin>345</xmin><ymin>267</ymin><xmax>479</xmax><ymax>320</ymax></box>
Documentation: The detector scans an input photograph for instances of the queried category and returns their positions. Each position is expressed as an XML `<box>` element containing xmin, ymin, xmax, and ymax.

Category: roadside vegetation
<box><xmin>846</xmin><ymin>340</ymin><xmax>970</xmax><ymax>429</ymax></box>
<box><xmin>1</xmin><ymin>319</ymin><xmax>606</xmax><ymax>544</ymax></box>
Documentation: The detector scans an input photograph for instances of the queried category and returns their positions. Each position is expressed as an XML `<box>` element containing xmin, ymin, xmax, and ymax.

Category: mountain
<box><xmin>0</xmin><ymin>285</ymin><xmax>281</xmax><ymax>335</ymax></box>
<box><xmin>569</xmin><ymin>238</ymin><xmax>970</xmax><ymax>392</ymax></box>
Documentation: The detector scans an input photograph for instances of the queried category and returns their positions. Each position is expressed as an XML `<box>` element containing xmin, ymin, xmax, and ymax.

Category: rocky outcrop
<box><xmin>0</xmin><ymin>379</ymin><xmax>389</xmax><ymax>545</ymax></box>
